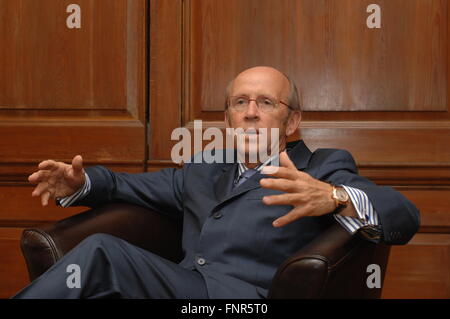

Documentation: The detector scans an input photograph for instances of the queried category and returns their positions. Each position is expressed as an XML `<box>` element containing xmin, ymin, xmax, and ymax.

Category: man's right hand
<box><xmin>28</xmin><ymin>155</ymin><xmax>86</xmax><ymax>206</ymax></box>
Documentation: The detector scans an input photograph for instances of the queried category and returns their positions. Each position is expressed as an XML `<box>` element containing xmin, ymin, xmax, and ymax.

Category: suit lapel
<box><xmin>214</xmin><ymin>163</ymin><xmax>238</xmax><ymax>203</ymax></box>
<box><xmin>286</xmin><ymin>140</ymin><xmax>313</xmax><ymax>170</ymax></box>
<box><xmin>224</xmin><ymin>171</ymin><xmax>265</xmax><ymax>201</ymax></box>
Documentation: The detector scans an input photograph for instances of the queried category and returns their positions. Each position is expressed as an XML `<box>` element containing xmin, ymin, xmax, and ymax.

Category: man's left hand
<box><xmin>260</xmin><ymin>151</ymin><xmax>337</xmax><ymax>227</ymax></box>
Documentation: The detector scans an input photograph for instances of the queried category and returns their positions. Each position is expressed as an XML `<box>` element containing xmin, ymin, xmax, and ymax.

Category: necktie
<box><xmin>233</xmin><ymin>168</ymin><xmax>258</xmax><ymax>189</ymax></box>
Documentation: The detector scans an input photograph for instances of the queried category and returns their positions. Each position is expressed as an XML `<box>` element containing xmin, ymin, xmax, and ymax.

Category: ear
<box><xmin>285</xmin><ymin>111</ymin><xmax>301</xmax><ymax>136</ymax></box>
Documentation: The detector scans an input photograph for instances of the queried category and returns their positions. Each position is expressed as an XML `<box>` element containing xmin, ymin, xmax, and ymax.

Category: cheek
<box><xmin>266</xmin><ymin>117</ymin><xmax>288</xmax><ymax>132</ymax></box>
<box><xmin>260</xmin><ymin>121</ymin><xmax>286</xmax><ymax>141</ymax></box>
<box><xmin>227</xmin><ymin>112</ymin><xmax>243</xmax><ymax>125</ymax></box>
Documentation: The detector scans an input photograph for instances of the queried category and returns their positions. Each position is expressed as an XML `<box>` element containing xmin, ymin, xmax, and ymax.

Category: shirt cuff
<box><xmin>333</xmin><ymin>185</ymin><xmax>382</xmax><ymax>242</ymax></box>
<box><xmin>56</xmin><ymin>172</ymin><xmax>91</xmax><ymax>207</ymax></box>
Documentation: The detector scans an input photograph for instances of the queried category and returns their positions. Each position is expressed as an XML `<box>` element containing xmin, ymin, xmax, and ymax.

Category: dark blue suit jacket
<box><xmin>76</xmin><ymin>140</ymin><xmax>420</xmax><ymax>298</ymax></box>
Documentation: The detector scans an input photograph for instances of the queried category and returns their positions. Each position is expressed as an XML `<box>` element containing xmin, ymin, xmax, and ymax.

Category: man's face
<box><xmin>225</xmin><ymin>67</ymin><xmax>300</xmax><ymax>164</ymax></box>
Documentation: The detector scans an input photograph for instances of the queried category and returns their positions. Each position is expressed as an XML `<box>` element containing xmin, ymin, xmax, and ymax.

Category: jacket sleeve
<box><xmin>315</xmin><ymin>149</ymin><xmax>420</xmax><ymax>245</ymax></box>
<box><xmin>73</xmin><ymin>165</ymin><xmax>185</xmax><ymax>220</ymax></box>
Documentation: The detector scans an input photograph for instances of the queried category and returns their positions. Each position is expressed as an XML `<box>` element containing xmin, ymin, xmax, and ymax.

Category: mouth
<box><xmin>233</xmin><ymin>128</ymin><xmax>271</xmax><ymax>141</ymax></box>
<box><xmin>240</xmin><ymin>129</ymin><xmax>263</xmax><ymax>147</ymax></box>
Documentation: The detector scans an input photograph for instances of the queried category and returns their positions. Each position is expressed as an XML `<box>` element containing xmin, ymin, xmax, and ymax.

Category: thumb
<box><xmin>71</xmin><ymin>155</ymin><xmax>84</xmax><ymax>174</ymax></box>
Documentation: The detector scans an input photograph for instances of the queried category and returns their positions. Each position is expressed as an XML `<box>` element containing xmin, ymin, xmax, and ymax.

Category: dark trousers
<box><xmin>12</xmin><ymin>233</ymin><xmax>209</xmax><ymax>299</ymax></box>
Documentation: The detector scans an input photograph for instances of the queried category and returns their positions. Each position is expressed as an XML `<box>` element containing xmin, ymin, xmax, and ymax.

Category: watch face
<box><xmin>336</xmin><ymin>188</ymin><xmax>349</xmax><ymax>202</ymax></box>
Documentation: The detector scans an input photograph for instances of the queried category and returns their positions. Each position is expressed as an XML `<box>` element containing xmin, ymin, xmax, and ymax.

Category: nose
<box><xmin>244</xmin><ymin>100</ymin><xmax>260</xmax><ymax>120</ymax></box>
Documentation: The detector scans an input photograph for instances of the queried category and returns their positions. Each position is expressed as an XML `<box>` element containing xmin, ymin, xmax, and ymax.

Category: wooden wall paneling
<box><xmin>399</xmin><ymin>187</ymin><xmax>450</xmax><ymax>232</ymax></box>
<box><xmin>0</xmin><ymin>0</ymin><xmax>148</xmax><ymax>297</ymax></box>
<box><xmin>0</xmin><ymin>121</ymin><xmax>145</xmax><ymax>164</ymax></box>
<box><xmin>0</xmin><ymin>228</ymin><xmax>30</xmax><ymax>298</ymax></box>
<box><xmin>0</xmin><ymin>0</ymin><xmax>147</xmax><ymax>166</ymax></box>
<box><xmin>0</xmin><ymin>0</ymin><xmax>128</xmax><ymax>109</ymax></box>
<box><xmin>0</xmin><ymin>161</ymin><xmax>145</xmax><ymax>225</ymax></box>
<box><xmin>359</xmin><ymin>164</ymin><xmax>450</xmax><ymax>186</ymax></box>
<box><xmin>187</xmin><ymin>0</ymin><xmax>447</xmax><ymax>117</ymax></box>
<box><xmin>177</xmin><ymin>121</ymin><xmax>450</xmax><ymax>167</ymax></box>
<box><xmin>180</xmin><ymin>0</ymin><xmax>450</xmax><ymax>171</ymax></box>
<box><xmin>148</xmin><ymin>0</ymin><xmax>183</xmax><ymax>162</ymax></box>
<box><xmin>382</xmin><ymin>233</ymin><xmax>450</xmax><ymax>298</ymax></box>
<box><xmin>0</xmin><ymin>184</ymin><xmax>86</xmax><ymax>226</ymax></box>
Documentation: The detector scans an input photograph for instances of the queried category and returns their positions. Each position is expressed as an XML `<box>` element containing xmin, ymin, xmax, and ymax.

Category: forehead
<box><xmin>230</xmin><ymin>69</ymin><xmax>289</xmax><ymax>97</ymax></box>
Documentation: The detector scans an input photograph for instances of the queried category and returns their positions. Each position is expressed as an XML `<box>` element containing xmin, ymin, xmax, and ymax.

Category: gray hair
<box><xmin>284</xmin><ymin>73</ymin><xmax>301</xmax><ymax>112</ymax></box>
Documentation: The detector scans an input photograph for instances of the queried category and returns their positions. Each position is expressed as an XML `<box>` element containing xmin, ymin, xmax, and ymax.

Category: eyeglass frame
<box><xmin>227</xmin><ymin>95</ymin><xmax>296</xmax><ymax>112</ymax></box>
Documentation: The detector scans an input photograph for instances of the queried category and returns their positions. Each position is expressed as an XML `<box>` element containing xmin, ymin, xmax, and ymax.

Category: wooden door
<box><xmin>0</xmin><ymin>0</ymin><xmax>147</xmax><ymax>297</ymax></box>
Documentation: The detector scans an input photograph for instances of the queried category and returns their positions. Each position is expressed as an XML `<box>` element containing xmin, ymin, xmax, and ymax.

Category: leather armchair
<box><xmin>20</xmin><ymin>202</ymin><xmax>390</xmax><ymax>298</ymax></box>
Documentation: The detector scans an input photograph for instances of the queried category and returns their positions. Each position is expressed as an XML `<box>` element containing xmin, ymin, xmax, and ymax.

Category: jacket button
<box><xmin>197</xmin><ymin>257</ymin><xmax>206</xmax><ymax>266</ymax></box>
<box><xmin>213</xmin><ymin>212</ymin><xmax>223</xmax><ymax>219</ymax></box>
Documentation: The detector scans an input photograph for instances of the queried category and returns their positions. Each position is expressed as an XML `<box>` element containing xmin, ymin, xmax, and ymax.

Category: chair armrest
<box><xmin>21</xmin><ymin>202</ymin><xmax>183</xmax><ymax>281</ymax></box>
<box><xmin>268</xmin><ymin>223</ymin><xmax>390</xmax><ymax>299</ymax></box>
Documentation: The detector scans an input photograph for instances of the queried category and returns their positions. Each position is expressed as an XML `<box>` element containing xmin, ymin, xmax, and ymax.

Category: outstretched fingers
<box><xmin>262</xmin><ymin>192</ymin><xmax>301</xmax><ymax>206</ymax></box>
<box><xmin>260</xmin><ymin>178</ymin><xmax>298</xmax><ymax>193</ymax></box>
<box><xmin>28</xmin><ymin>170</ymin><xmax>51</xmax><ymax>184</ymax></box>
<box><xmin>71</xmin><ymin>155</ymin><xmax>84</xmax><ymax>173</ymax></box>
<box><xmin>272</xmin><ymin>206</ymin><xmax>306</xmax><ymax>227</ymax></box>
<box><xmin>37</xmin><ymin>160</ymin><xmax>58</xmax><ymax>171</ymax></box>
<box><xmin>261</xmin><ymin>166</ymin><xmax>298</xmax><ymax>180</ymax></box>
<box><xmin>41</xmin><ymin>191</ymin><xmax>51</xmax><ymax>206</ymax></box>
<box><xmin>31</xmin><ymin>182</ymin><xmax>50</xmax><ymax>197</ymax></box>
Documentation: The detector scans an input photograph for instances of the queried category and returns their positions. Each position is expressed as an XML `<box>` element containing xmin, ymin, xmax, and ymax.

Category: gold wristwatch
<box><xmin>331</xmin><ymin>185</ymin><xmax>350</xmax><ymax>214</ymax></box>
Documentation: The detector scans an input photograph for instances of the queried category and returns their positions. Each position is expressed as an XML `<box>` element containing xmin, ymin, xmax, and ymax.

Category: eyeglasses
<box><xmin>228</xmin><ymin>95</ymin><xmax>294</xmax><ymax>113</ymax></box>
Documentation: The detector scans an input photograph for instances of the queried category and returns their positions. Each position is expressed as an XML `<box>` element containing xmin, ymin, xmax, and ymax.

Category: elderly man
<box><xmin>13</xmin><ymin>66</ymin><xmax>419</xmax><ymax>299</ymax></box>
